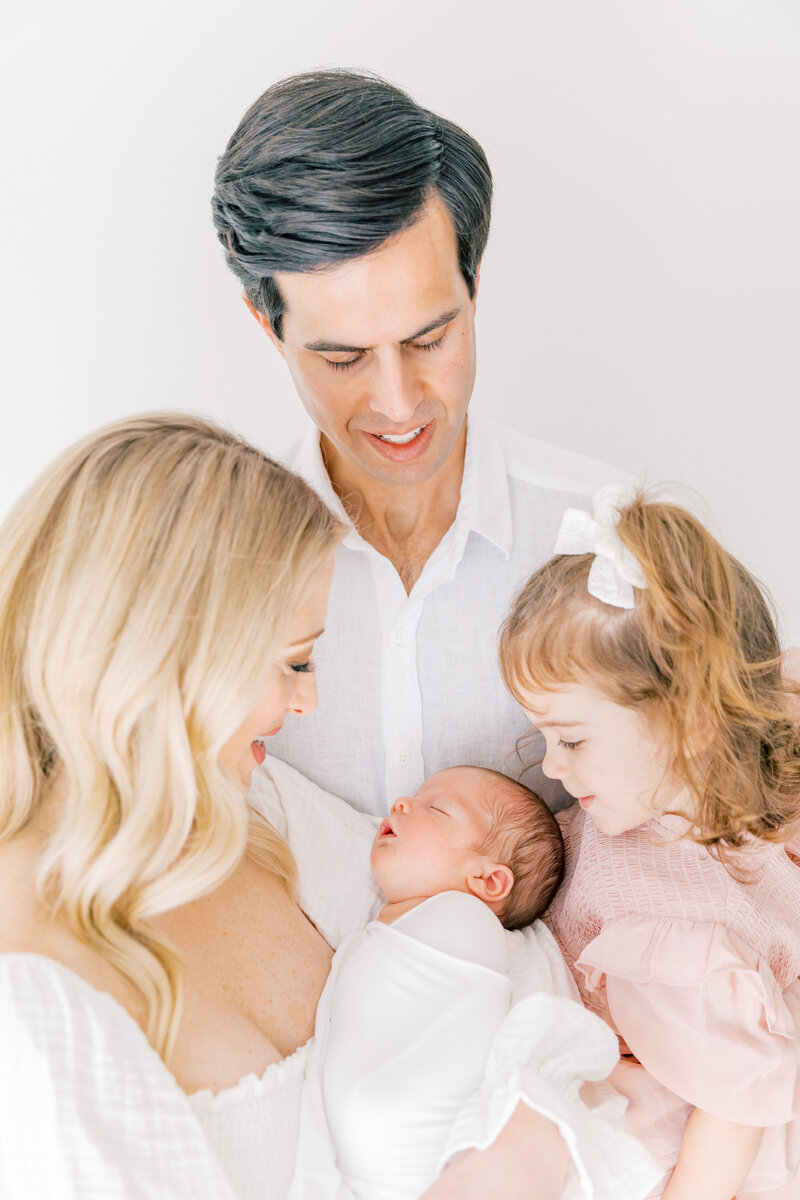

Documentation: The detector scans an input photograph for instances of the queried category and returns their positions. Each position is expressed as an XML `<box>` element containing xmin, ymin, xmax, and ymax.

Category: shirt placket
<box><xmin>370</xmin><ymin>553</ymin><xmax>426</xmax><ymax>802</ymax></box>
<box><xmin>371</xmin><ymin>519</ymin><xmax>471</xmax><ymax>804</ymax></box>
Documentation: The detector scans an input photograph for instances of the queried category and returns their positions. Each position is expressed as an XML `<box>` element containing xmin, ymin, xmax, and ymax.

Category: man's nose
<box><xmin>368</xmin><ymin>353</ymin><xmax>420</xmax><ymax>425</ymax></box>
<box><xmin>291</xmin><ymin>670</ymin><xmax>318</xmax><ymax>718</ymax></box>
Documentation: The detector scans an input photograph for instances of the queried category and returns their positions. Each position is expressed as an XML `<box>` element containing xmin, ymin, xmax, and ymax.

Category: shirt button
<box><xmin>391</xmin><ymin>628</ymin><xmax>405</xmax><ymax>645</ymax></box>
<box><xmin>398</xmin><ymin>752</ymin><xmax>409</xmax><ymax>765</ymax></box>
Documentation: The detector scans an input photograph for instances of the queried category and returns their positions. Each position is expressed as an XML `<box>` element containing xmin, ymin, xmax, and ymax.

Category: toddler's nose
<box><xmin>541</xmin><ymin>746</ymin><xmax>565</xmax><ymax>781</ymax></box>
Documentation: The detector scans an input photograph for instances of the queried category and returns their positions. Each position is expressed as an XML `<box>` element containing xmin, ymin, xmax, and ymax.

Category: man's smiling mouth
<box><xmin>374</xmin><ymin>426</ymin><xmax>425</xmax><ymax>444</ymax></box>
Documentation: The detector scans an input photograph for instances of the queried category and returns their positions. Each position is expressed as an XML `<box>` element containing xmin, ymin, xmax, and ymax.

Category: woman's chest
<box><xmin>156</xmin><ymin>858</ymin><xmax>333</xmax><ymax>1093</ymax></box>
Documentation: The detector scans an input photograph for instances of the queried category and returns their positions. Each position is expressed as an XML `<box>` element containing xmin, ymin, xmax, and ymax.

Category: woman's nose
<box><xmin>291</xmin><ymin>670</ymin><xmax>318</xmax><ymax>717</ymax></box>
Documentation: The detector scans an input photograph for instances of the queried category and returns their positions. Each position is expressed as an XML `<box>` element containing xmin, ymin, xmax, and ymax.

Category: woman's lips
<box><xmin>250</xmin><ymin>727</ymin><xmax>283</xmax><ymax>766</ymax></box>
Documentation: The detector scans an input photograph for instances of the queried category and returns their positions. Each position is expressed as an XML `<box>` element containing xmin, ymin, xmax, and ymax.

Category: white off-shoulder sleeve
<box><xmin>0</xmin><ymin>954</ymin><xmax>235</xmax><ymax>1200</ymax></box>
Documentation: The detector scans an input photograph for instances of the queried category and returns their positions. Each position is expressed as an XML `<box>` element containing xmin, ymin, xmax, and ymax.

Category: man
<box><xmin>212</xmin><ymin>69</ymin><xmax>623</xmax><ymax>816</ymax></box>
<box><xmin>210</xmin><ymin>73</ymin><xmax>663</xmax><ymax>1200</ymax></box>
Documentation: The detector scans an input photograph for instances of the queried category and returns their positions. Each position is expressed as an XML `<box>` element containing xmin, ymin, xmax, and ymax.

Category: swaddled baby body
<box><xmin>290</xmin><ymin>767</ymin><xmax>660</xmax><ymax>1200</ymax></box>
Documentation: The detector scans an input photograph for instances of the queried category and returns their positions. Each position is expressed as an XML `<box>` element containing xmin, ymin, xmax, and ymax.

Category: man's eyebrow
<box><xmin>401</xmin><ymin>308</ymin><xmax>461</xmax><ymax>343</ymax></box>
<box><xmin>303</xmin><ymin>308</ymin><xmax>461</xmax><ymax>354</ymax></box>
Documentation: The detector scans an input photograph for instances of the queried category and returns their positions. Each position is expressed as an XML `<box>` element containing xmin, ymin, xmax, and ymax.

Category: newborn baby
<box><xmin>291</xmin><ymin>765</ymin><xmax>565</xmax><ymax>1200</ymax></box>
<box><xmin>369</xmin><ymin>764</ymin><xmax>563</xmax><ymax>931</ymax></box>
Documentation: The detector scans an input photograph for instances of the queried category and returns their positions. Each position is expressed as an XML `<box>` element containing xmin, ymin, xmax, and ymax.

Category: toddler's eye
<box><xmin>558</xmin><ymin>738</ymin><xmax>582</xmax><ymax>751</ymax></box>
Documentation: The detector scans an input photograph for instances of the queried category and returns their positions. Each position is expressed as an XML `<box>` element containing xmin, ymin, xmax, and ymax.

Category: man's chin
<box><xmin>356</xmin><ymin>425</ymin><xmax>464</xmax><ymax>488</ymax></box>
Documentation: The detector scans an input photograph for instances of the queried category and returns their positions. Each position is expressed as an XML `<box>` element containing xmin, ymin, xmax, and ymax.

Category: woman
<box><xmin>0</xmin><ymin>414</ymin><xmax>651</xmax><ymax>1200</ymax></box>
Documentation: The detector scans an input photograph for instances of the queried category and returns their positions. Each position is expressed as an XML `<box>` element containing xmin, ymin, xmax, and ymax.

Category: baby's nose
<box><xmin>390</xmin><ymin>796</ymin><xmax>410</xmax><ymax>814</ymax></box>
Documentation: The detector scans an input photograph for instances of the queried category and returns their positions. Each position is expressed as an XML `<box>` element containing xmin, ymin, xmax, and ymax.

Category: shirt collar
<box><xmin>456</xmin><ymin>409</ymin><xmax>513</xmax><ymax>557</ymax></box>
<box><xmin>288</xmin><ymin>409</ymin><xmax>513</xmax><ymax>557</ymax></box>
<box><xmin>288</xmin><ymin>420</ymin><xmax>365</xmax><ymax>551</ymax></box>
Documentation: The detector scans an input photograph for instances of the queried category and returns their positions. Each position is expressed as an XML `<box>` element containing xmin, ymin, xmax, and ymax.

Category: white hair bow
<box><xmin>554</xmin><ymin>483</ymin><xmax>647</xmax><ymax>609</ymax></box>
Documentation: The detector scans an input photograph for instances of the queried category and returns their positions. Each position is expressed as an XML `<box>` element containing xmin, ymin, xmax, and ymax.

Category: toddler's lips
<box><xmin>578</xmin><ymin>795</ymin><xmax>595</xmax><ymax>809</ymax></box>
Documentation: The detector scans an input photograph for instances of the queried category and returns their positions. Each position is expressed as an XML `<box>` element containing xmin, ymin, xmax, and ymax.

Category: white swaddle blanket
<box><xmin>289</xmin><ymin>889</ymin><xmax>661</xmax><ymax>1200</ymax></box>
<box><xmin>322</xmin><ymin>892</ymin><xmax>510</xmax><ymax>1199</ymax></box>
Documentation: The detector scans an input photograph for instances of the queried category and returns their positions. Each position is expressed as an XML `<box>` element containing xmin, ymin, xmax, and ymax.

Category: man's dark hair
<box><xmin>211</xmin><ymin>69</ymin><xmax>492</xmax><ymax>339</ymax></box>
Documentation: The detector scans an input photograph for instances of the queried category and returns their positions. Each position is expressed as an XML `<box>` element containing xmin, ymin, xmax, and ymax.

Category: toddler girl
<box><xmin>499</xmin><ymin>484</ymin><xmax>800</xmax><ymax>1200</ymax></box>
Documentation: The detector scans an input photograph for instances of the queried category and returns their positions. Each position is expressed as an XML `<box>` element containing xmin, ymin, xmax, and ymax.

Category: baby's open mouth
<box><xmin>378</xmin><ymin>818</ymin><xmax>396</xmax><ymax>838</ymax></box>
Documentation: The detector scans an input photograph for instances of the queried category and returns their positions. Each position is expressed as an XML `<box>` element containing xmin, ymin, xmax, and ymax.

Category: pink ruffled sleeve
<box><xmin>576</xmin><ymin>916</ymin><xmax>800</xmax><ymax>1126</ymax></box>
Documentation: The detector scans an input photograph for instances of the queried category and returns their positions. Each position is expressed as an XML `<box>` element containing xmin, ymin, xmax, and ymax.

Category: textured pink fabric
<box><xmin>545</xmin><ymin>806</ymin><xmax>800</xmax><ymax>1197</ymax></box>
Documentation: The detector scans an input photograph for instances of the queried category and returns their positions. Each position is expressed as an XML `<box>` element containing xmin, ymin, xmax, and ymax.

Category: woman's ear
<box><xmin>467</xmin><ymin>862</ymin><xmax>513</xmax><ymax>904</ymax></box>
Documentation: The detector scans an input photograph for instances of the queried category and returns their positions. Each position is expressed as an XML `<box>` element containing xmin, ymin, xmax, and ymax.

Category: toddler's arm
<box><xmin>662</xmin><ymin>1109</ymin><xmax>764</xmax><ymax>1200</ymax></box>
<box><xmin>419</xmin><ymin>1101</ymin><xmax>569</xmax><ymax>1200</ymax></box>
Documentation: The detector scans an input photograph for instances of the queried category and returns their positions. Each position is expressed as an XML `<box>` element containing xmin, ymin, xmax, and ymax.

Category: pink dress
<box><xmin>545</xmin><ymin>806</ymin><xmax>800</xmax><ymax>1199</ymax></box>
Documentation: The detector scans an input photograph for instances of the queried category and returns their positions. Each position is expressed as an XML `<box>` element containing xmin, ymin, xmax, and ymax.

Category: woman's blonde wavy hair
<box><xmin>499</xmin><ymin>493</ymin><xmax>800</xmax><ymax>859</ymax></box>
<box><xmin>0</xmin><ymin>413</ymin><xmax>343</xmax><ymax>1058</ymax></box>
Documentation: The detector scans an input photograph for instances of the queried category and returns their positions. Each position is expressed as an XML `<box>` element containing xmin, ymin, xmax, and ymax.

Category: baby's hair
<box><xmin>473</xmin><ymin>769</ymin><xmax>565</xmax><ymax>929</ymax></box>
<box><xmin>499</xmin><ymin>493</ymin><xmax>800</xmax><ymax>858</ymax></box>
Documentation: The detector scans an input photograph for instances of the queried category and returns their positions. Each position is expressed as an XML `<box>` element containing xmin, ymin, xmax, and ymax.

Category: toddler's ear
<box><xmin>468</xmin><ymin>863</ymin><xmax>513</xmax><ymax>904</ymax></box>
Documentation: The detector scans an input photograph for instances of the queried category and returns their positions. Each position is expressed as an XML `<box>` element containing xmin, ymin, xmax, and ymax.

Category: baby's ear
<box><xmin>468</xmin><ymin>863</ymin><xmax>514</xmax><ymax>904</ymax></box>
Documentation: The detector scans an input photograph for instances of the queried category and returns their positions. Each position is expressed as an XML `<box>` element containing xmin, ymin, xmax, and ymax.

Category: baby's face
<box><xmin>371</xmin><ymin>767</ymin><xmax>493</xmax><ymax>903</ymax></box>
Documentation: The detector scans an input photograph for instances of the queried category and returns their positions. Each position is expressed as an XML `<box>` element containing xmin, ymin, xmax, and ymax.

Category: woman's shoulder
<box><xmin>0</xmin><ymin>951</ymin><xmax>164</xmax><ymax>1074</ymax></box>
<box><xmin>0</xmin><ymin>952</ymin><xmax>235</xmax><ymax>1196</ymax></box>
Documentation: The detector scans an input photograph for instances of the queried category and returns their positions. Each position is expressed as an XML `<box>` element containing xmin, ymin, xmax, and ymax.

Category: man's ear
<box><xmin>467</xmin><ymin>862</ymin><xmax>513</xmax><ymax>904</ymax></box>
<box><xmin>242</xmin><ymin>293</ymin><xmax>285</xmax><ymax>356</ymax></box>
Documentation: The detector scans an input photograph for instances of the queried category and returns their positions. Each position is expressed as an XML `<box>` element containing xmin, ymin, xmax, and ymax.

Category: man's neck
<box><xmin>321</xmin><ymin>422</ymin><xmax>467</xmax><ymax>594</ymax></box>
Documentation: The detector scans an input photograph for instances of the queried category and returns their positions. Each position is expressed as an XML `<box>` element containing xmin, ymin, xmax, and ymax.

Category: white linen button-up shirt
<box><xmin>268</xmin><ymin>410</ymin><xmax>628</xmax><ymax>817</ymax></box>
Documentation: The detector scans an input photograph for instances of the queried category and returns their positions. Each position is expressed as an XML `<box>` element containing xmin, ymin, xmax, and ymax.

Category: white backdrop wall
<box><xmin>2</xmin><ymin>0</ymin><xmax>799</xmax><ymax>640</ymax></box>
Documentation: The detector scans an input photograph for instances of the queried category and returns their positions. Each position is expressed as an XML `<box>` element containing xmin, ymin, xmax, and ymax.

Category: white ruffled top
<box><xmin>188</xmin><ymin>1044</ymin><xmax>311</xmax><ymax>1200</ymax></box>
